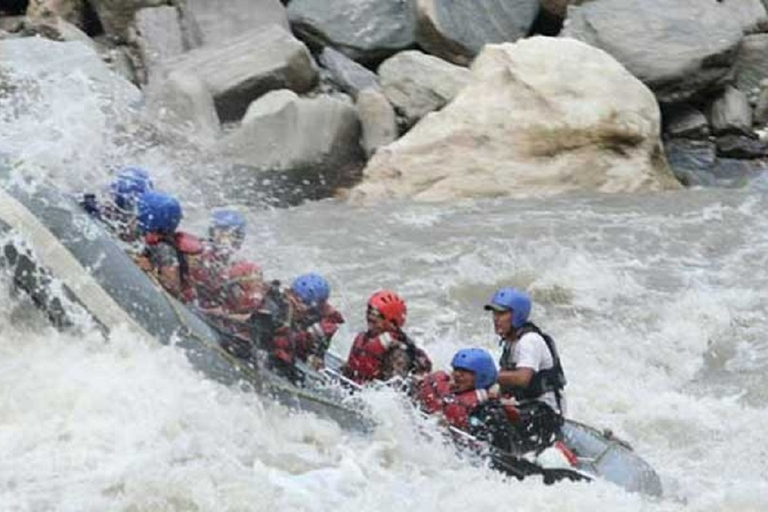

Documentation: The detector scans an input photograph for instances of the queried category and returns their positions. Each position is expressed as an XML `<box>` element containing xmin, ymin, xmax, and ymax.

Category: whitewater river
<box><xmin>1</xmin><ymin>49</ymin><xmax>767</xmax><ymax>512</ymax></box>
<box><xmin>3</xmin><ymin>185</ymin><xmax>768</xmax><ymax>511</ymax></box>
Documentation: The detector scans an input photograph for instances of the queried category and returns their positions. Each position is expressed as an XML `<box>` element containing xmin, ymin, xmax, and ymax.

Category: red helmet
<box><xmin>368</xmin><ymin>290</ymin><xmax>407</xmax><ymax>329</ymax></box>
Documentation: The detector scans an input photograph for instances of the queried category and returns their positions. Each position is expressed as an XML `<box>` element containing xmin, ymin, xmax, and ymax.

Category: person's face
<box><xmin>366</xmin><ymin>305</ymin><xmax>388</xmax><ymax>335</ymax></box>
<box><xmin>492</xmin><ymin>309</ymin><xmax>513</xmax><ymax>337</ymax></box>
<box><xmin>212</xmin><ymin>228</ymin><xmax>244</xmax><ymax>253</ymax></box>
<box><xmin>451</xmin><ymin>368</ymin><xmax>476</xmax><ymax>393</ymax></box>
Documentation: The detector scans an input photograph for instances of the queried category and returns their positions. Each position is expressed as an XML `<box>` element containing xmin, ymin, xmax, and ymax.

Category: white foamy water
<box><xmin>2</xmin><ymin>37</ymin><xmax>768</xmax><ymax>512</ymax></box>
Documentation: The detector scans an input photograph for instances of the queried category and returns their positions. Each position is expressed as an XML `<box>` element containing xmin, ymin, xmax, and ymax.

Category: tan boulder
<box><xmin>351</xmin><ymin>36</ymin><xmax>679</xmax><ymax>203</ymax></box>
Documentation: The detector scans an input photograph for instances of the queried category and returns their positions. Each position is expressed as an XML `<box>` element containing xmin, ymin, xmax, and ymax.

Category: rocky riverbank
<box><xmin>1</xmin><ymin>0</ymin><xmax>767</xmax><ymax>204</ymax></box>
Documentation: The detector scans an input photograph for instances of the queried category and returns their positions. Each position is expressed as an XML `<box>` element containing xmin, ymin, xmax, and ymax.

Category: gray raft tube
<box><xmin>0</xmin><ymin>163</ymin><xmax>372</xmax><ymax>433</ymax></box>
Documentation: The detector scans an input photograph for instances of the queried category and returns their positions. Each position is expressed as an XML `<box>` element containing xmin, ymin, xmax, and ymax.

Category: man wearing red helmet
<box><xmin>342</xmin><ymin>290</ymin><xmax>432</xmax><ymax>384</ymax></box>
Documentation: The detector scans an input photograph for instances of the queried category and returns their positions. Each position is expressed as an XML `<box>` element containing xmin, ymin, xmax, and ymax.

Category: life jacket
<box><xmin>344</xmin><ymin>330</ymin><xmax>404</xmax><ymax>383</ymax></box>
<box><xmin>416</xmin><ymin>371</ymin><xmax>490</xmax><ymax>431</ymax></box>
<box><xmin>143</xmin><ymin>231</ymin><xmax>203</xmax><ymax>303</ymax></box>
<box><xmin>188</xmin><ymin>243</ymin><xmax>232</xmax><ymax>308</ymax></box>
<box><xmin>498</xmin><ymin>322</ymin><xmax>566</xmax><ymax>410</ymax></box>
<box><xmin>292</xmin><ymin>301</ymin><xmax>345</xmax><ymax>362</ymax></box>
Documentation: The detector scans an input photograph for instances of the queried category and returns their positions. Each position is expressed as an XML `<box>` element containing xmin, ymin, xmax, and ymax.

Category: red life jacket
<box><xmin>293</xmin><ymin>302</ymin><xmax>345</xmax><ymax>362</ymax></box>
<box><xmin>417</xmin><ymin>371</ymin><xmax>490</xmax><ymax>431</ymax></box>
<box><xmin>344</xmin><ymin>330</ymin><xmax>403</xmax><ymax>383</ymax></box>
<box><xmin>144</xmin><ymin>231</ymin><xmax>203</xmax><ymax>303</ymax></box>
<box><xmin>189</xmin><ymin>244</ymin><xmax>231</xmax><ymax>308</ymax></box>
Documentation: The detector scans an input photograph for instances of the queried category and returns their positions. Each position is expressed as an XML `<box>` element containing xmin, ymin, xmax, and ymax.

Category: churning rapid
<box><xmin>3</xmin><ymin>182</ymin><xmax>768</xmax><ymax>510</ymax></box>
<box><xmin>2</xmin><ymin>47</ymin><xmax>768</xmax><ymax>512</ymax></box>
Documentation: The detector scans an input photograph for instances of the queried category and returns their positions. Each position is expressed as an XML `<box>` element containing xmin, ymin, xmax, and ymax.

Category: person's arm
<box><xmin>497</xmin><ymin>333</ymin><xmax>543</xmax><ymax>389</ymax></box>
<box><xmin>497</xmin><ymin>367</ymin><xmax>534</xmax><ymax>389</ymax></box>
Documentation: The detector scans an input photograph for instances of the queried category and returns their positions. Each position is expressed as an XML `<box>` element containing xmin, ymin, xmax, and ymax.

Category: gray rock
<box><xmin>0</xmin><ymin>16</ymin><xmax>24</xmax><ymax>33</ymax></box>
<box><xmin>356</xmin><ymin>88</ymin><xmax>398</xmax><ymax>157</ymax></box>
<box><xmin>664</xmin><ymin>138</ymin><xmax>717</xmax><ymax>186</ymax></box>
<box><xmin>144</xmin><ymin>71</ymin><xmax>220</xmax><ymax>143</ymax></box>
<box><xmin>216</xmin><ymin>90</ymin><xmax>364</xmax><ymax>204</ymax></box>
<box><xmin>734</xmin><ymin>34</ymin><xmax>768</xmax><ymax>101</ymax></box>
<box><xmin>716</xmin><ymin>134</ymin><xmax>768</xmax><ymax>158</ymax></box>
<box><xmin>184</xmin><ymin>0</ymin><xmax>288</xmax><ymax>47</ymax></box>
<box><xmin>26</xmin><ymin>0</ymin><xmax>86</xmax><ymax>29</ymax></box>
<box><xmin>288</xmin><ymin>0</ymin><xmax>417</xmax><ymax>64</ymax></box>
<box><xmin>416</xmin><ymin>0</ymin><xmax>539</xmax><ymax>65</ymax></box>
<box><xmin>720</xmin><ymin>0</ymin><xmax>768</xmax><ymax>33</ymax></box>
<box><xmin>135</xmin><ymin>6</ymin><xmax>185</xmax><ymax>85</ymax></box>
<box><xmin>755</xmin><ymin>80</ymin><xmax>768</xmax><ymax>125</ymax></box>
<box><xmin>88</xmin><ymin>0</ymin><xmax>167</xmax><ymax>41</ymax></box>
<box><xmin>709</xmin><ymin>85</ymin><xmax>753</xmax><ymax>135</ymax></box>
<box><xmin>563</xmin><ymin>0</ymin><xmax>743</xmax><ymax>104</ymax></box>
<box><xmin>317</xmin><ymin>46</ymin><xmax>380</xmax><ymax>99</ymax></box>
<box><xmin>163</xmin><ymin>25</ymin><xmax>317</xmax><ymax>122</ymax></box>
<box><xmin>378</xmin><ymin>50</ymin><xmax>472</xmax><ymax>126</ymax></box>
<box><xmin>23</xmin><ymin>15</ymin><xmax>96</xmax><ymax>49</ymax></box>
<box><xmin>663</xmin><ymin>104</ymin><xmax>709</xmax><ymax>139</ymax></box>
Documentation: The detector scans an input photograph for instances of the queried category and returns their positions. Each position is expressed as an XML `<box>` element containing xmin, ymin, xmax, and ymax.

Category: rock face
<box><xmin>356</xmin><ymin>88</ymin><xmax>398</xmax><ymax>157</ymax></box>
<box><xmin>351</xmin><ymin>37</ymin><xmax>679</xmax><ymax>203</ymax></box>
<box><xmin>563</xmin><ymin>0</ymin><xmax>744</xmax><ymax>104</ymax></box>
<box><xmin>416</xmin><ymin>0</ymin><xmax>540</xmax><ymax>65</ymax></box>
<box><xmin>378</xmin><ymin>50</ymin><xmax>472</xmax><ymax>126</ymax></box>
<box><xmin>709</xmin><ymin>85</ymin><xmax>753</xmax><ymax>136</ymax></box>
<box><xmin>184</xmin><ymin>0</ymin><xmax>289</xmax><ymax>47</ymax></box>
<box><xmin>216</xmin><ymin>90</ymin><xmax>364</xmax><ymax>203</ymax></box>
<box><xmin>317</xmin><ymin>46</ymin><xmax>380</xmax><ymax>99</ymax></box>
<box><xmin>163</xmin><ymin>25</ymin><xmax>317</xmax><ymax>122</ymax></box>
<box><xmin>135</xmin><ymin>6</ymin><xmax>186</xmax><ymax>84</ymax></box>
<box><xmin>721</xmin><ymin>0</ymin><xmax>768</xmax><ymax>33</ymax></box>
<box><xmin>734</xmin><ymin>34</ymin><xmax>768</xmax><ymax>100</ymax></box>
<box><xmin>288</xmin><ymin>0</ymin><xmax>417</xmax><ymax>64</ymax></box>
<box><xmin>88</xmin><ymin>0</ymin><xmax>167</xmax><ymax>40</ymax></box>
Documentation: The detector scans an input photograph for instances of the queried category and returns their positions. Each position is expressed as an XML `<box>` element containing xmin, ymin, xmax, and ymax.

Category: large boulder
<box><xmin>378</xmin><ymin>50</ymin><xmax>472</xmax><ymax>127</ymax></box>
<box><xmin>288</xmin><ymin>0</ymin><xmax>417</xmax><ymax>64</ymax></box>
<box><xmin>134</xmin><ymin>6</ymin><xmax>186</xmax><ymax>84</ymax></box>
<box><xmin>416</xmin><ymin>0</ymin><xmax>539</xmax><ymax>65</ymax></box>
<box><xmin>317</xmin><ymin>47</ymin><xmax>380</xmax><ymax>99</ymax></box>
<box><xmin>216</xmin><ymin>90</ymin><xmax>364</xmax><ymax>203</ymax></box>
<box><xmin>733</xmin><ymin>34</ymin><xmax>768</xmax><ymax>101</ymax></box>
<box><xmin>720</xmin><ymin>0</ymin><xmax>768</xmax><ymax>33</ymax></box>
<box><xmin>709</xmin><ymin>85</ymin><xmax>753</xmax><ymax>136</ymax></box>
<box><xmin>161</xmin><ymin>25</ymin><xmax>317</xmax><ymax>122</ymax></box>
<box><xmin>562</xmin><ymin>0</ymin><xmax>744</xmax><ymax>104</ymax></box>
<box><xmin>356</xmin><ymin>89</ymin><xmax>398</xmax><ymax>157</ymax></box>
<box><xmin>351</xmin><ymin>37</ymin><xmax>679</xmax><ymax>203</ymax></box>
<box><xmin>183</xmin><ymin>0</ymin><xmax>289</xmax><ymax>47</ymax></box>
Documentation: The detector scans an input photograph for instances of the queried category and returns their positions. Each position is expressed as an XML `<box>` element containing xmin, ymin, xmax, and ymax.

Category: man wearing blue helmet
<box><xmin>192</xmin><ymin>208</ymin><xmax>250</xmax><ymax>309</ymax></box>
<box><xmin>135</xmin><ymin>191</ymin><xmax>203</xmax><ymax>303</ymax></box>
<box><xmin>269</xmin><ymin>273</ymin><xmax>344</xmax><ymax>371</ymax></box>
<box><xmin>417</xmin><ymin>347</ymin><xmax>500</xmax><ymax>432</ymax></box>
<box><xmin>80</xmin><ymin>166</ymin><xmax>154</xmax><ymax>243</ymax></box>
<box><xmin>485</xmin><ymin>287</ymin><xmax>567</xmax><ymax>451</ymax></box>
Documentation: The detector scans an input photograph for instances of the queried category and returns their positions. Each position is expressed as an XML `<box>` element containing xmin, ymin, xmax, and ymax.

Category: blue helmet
<box><xmin>451</xmin><ymin>348</ymin><xmax>498</xmax><ymax>389</ymax></box>
<box><xmin>291</xmin><ymin>273</ymin><xmax>330</xmax><ymax>306</ymax></box>
<box><xmin>110</xmin><ymin>167</ymin><xmax>153</xmax><ymax>211</ymax></box>
<box><xmin>484</xmin><ymin>287</ymin><xmax>531</xmax><ymax>329</ymax></box>
<box><xmin>137</xmin><ymin>191</ymin><xmax>182</xmax><ymax>234</ymax></box>
<box><xmin>209</xmin><ymin>209</ymin><xmax>246</xmax><ymax>235</ymax></box>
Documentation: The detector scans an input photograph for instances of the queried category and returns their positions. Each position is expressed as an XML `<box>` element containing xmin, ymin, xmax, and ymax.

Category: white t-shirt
<box><xmin>509</xmin><ymin>331</ymin><xmax>565</xmax><ymax>414</ymax></box>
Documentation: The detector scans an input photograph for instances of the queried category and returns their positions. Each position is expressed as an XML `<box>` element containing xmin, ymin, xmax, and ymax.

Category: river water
<box><xmin>1</xmin><ymin>44</ymin><xmax>767</xmax><ymax>512</ymax></box>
